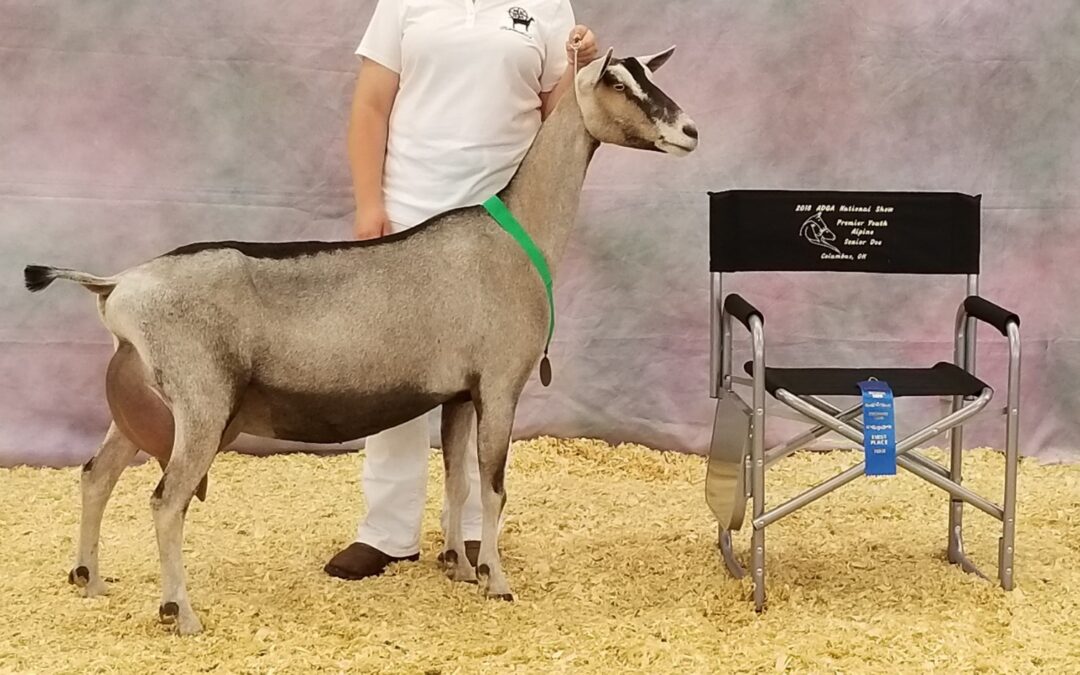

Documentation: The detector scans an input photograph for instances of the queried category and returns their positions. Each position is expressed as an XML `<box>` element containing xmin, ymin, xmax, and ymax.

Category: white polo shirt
<box><xmin>357</xmin><ymin>0</ymin><xmax>574</xmax><ymax>230</ymax></box>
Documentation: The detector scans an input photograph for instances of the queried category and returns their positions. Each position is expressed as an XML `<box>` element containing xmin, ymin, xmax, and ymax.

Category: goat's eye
<box><xmin>613</xmin><ymin>83</ymin><xmax>625</xmax><ymax>92</ymax></box>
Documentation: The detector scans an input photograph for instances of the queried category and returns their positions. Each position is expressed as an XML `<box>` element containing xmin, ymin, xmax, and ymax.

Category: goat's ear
<box><xmin>591</xmin><ymin>47</ymin><xmax>615</xmax><ymax>87</ymax></box>
<box><xmin>640</xmin><ymin>45</ymin><xmax>675</xmax><ymax>72</ymax></box>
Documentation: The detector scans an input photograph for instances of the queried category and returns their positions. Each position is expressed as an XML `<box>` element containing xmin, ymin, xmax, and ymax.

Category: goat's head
<box><xmin>575</xmin><ymin>46</ymin><xmax>698</xmax><ymax>156</ymax></box>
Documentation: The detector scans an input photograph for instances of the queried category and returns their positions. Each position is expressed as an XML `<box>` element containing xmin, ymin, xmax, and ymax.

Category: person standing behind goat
<box><xmin>325</xmin><ymin>0</ymin><xmax>599</xmax><ymax>580</ymax></box>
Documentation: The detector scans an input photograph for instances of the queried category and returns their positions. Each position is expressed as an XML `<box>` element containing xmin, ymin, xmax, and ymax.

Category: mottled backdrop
<box><xmin>2</xmin><ymin>1</ymin><xmax>1078</xmax><ymax>466</ymax></box>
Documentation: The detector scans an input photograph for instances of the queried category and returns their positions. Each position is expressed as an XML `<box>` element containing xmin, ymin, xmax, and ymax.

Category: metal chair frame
<box><xmin>706</xmin><ymin>195</ymin><xmax>1021</xmax><ymax>612</ymax></box>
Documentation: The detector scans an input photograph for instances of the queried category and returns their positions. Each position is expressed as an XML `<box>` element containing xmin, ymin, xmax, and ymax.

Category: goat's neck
<box><xmin>499</xmin><ymin>85</ymin><xmax>598</xmax><ymax>273</ymax></box>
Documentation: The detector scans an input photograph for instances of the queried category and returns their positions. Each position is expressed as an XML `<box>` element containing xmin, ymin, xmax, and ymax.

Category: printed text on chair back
<box><xmin>709</xmin><ymin>190</ymin><xmax>981</xmax><ymax>274</ymax></box>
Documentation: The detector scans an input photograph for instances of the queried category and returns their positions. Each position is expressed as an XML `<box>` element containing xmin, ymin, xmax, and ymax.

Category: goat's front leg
<box><xmin>151</xmin><ymin>401</ymin><xmax>228</xmax><ymax>636</ymax></box>
<box><xmin>71</xmin><ymin>422</ymin><xmax>139</xmax><ymax>598</ymax></box>
<box><xmin>439</xmin><ymin>399</ymin><xmax>477</xmax><ymax>583</ymax></box>
<box><xmin>474</xmin><ymin>399</ymin><xmax>515</xmax><ymax>601</ymax></box>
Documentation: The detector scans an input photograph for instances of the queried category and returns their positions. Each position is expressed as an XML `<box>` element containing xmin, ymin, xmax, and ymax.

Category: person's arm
<box><xmin>348</xmin><ymin>60</ymin><xmax>399</xmax><ymax>239</ymax></box>
<box><xmin>350</xmin><ymin>0</ymin><xmax>404</xmax><ymax>239</ymax></box>
<box><xmin>539</xmin><ymin>24</ymin><xmax>597</xmax><ymax>120</ymax></box>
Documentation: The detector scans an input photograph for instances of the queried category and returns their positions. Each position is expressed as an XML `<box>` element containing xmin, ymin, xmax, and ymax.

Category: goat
<box><xmin>23</xmin><ymin>46</ymin><xmax>698</xmax><ymax>635</ymax></box>
<box><xmin>508</xmin><ymin>7</ymin><xmax>535</xmax><ymax>32</ymax></box>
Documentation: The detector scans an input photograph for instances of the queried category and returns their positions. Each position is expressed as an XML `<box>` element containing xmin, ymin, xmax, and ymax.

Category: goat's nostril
<box><xmin>682</xmin><ymin>124</ymin><xmax>699</xmax><ymax>140</ymax></box>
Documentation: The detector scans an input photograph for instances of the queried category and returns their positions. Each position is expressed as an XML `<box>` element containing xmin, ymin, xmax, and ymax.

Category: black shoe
<box><xmin>324</xmin><ymin>542</ymin><xmax>419</xmax><ymax>580</ymax></box>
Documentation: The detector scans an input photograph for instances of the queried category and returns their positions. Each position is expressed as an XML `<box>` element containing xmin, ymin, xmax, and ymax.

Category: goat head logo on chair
<box><xmin>800</xmin><ymin>211</ymin><xmax>841</xmax><ymax>254</ymax></box>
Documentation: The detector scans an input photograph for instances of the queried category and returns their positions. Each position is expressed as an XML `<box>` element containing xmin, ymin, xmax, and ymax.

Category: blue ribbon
<box><xmin>858</xmin><ymin>379</ymin><xmax>897</xmax><ymax>476</ymax></box>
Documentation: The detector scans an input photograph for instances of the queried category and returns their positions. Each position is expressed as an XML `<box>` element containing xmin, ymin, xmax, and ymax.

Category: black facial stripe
<box><xmin>618</xmin><ymin>58</ymin><xmax>680</xmax><ymax>124</ymax></box>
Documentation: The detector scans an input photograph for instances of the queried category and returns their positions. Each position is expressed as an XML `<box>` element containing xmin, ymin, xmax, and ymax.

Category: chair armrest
<box><xmin>963</xmin><ymin>296</ymin><xmax>1020</xmax><ymax>336</ymax></box>
<box><xmin>724</xmin><ymin>293</ymin><xmax>764</xmax><ymax>332</ymax></box>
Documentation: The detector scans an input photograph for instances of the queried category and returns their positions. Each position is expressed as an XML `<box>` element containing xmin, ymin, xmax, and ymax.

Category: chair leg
<box><xmin>750</xmin><ymin>410</ymin><xmax>766</xmax><ymax>612</ymax></box>
<box><xmin>947</xmin><ymin>401</ymin><xmax>965</xmax><ymax>565</ymax></box>
<box><xmin>751</xmin><ymin>525</ymin><xmax>765</xmax><ymax>611</ymax></box>
<box><xmin>1000</xmin><ymin>322</ymin><xmax>1021</xmax><ymax>591</ymax></box>
<box><xmin>946</xmin><ymin>411</ymin><xmax>988</xmax><ymax>578</ymax></box>
<box><xmin>1000</xmin><ymin>392</ymin><xmax>1020</xmax><ymax>590</ymax></box>
<box><xmin>748</xmin><ymin>315</ymin><xmax>766</xmax><ymax>611</ymax></box>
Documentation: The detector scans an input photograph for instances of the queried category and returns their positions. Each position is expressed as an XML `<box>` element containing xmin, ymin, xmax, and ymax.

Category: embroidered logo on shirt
<box><xmin>507</xmin><ymin>7</ymin><xmax>535</xmax><ymax>33</ymax></box>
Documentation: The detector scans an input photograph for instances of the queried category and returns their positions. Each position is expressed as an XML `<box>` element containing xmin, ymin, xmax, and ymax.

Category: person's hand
<box><xmin>354</xmin><ymin>203</ymin><xmax>389</xmax><ymax>240</ymax></box>
<box><xmin>566</xmin><ymin>25</ymin><xmax>598</xmax><ymax>69</ymax></box>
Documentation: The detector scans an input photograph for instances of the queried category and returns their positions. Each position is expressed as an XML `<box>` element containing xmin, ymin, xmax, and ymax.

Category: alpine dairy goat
<box><xmin>24</xmin><ymin>47</ymin><xmax>698</xmax><ymax>635</ymax></box>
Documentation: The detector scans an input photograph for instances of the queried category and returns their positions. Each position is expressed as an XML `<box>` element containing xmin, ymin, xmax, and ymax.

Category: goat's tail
<box><xmin>24</xmin><ymin>265</ymin><xmax>118</xmax><ymax>295</ymax></box>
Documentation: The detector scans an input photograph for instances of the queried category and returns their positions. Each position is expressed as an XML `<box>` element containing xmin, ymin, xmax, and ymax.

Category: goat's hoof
<box><xmin>177</xmin><ymin>613</ymin><xmax>204</xmax><ymax>636</ymax></box>
<box><xmin>82</xmin><ymin>578</ymin><xmax>110</xmax><ymax>598</ymax></box>
<box><xmin>438</xmin><ymin>549</ymin><xmax>458</xmax><ymax>567</ymax></box>
<box><xmin>159</xmin><ymin>602</ymin><xmax>203</xmax><ymax>635</ymax></box>
<box><xmin>440</xmin><ymin>549</ymin><xmax>478</xmax><ymax>583</ymax></box>
<box><xmin>476</xmin><ymin>565</ymin><xmax>513</xmax><ymax>600</ymax></box>
<box><xmin>451</xmin><ymin>565</ymin><xmax>478</xmax><ymax>584</ymax></box>
<box><xmin>158</xmin><ymin>602</ymin><xmax>180</xmax><ymax>624</ymax></box>
<box><xmin>68</xmin><ymin>566</ymin><xmax>90</xmax><ymax>588</ymax></box>
<box><xmin>451</xmin><ymin>560</ymin><xmax>480</xmax><ymax>584</ymax></box>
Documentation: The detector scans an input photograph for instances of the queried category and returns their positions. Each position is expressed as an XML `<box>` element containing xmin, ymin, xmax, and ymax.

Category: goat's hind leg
<box><xmin>474</xmin><ymin>398</ymin><xmax>514</xmax><ymax>601</ymax></box>
<box><xmin>71</xmin><ymin>422</ymin><xmax>139</xmax><ymax>597</ymax></box>
<box><xmin>439</xmin><ymin>399</ymin><xmax>477</xmax><ymax>583</ymax></box>
<box><xmin>150</xmin><ymin>384</ymin><xmax>233</xmax><ymax>636</ymax></box>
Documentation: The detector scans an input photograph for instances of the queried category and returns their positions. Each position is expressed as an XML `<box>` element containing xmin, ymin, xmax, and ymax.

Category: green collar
<box><xmin>482</xmin><ymin>195</ymin><xmax>554</xmax><ymax>386</ymax></box>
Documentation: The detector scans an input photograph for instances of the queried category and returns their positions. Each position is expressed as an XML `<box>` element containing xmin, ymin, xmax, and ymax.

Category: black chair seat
<box><xmin>743</xmin><ymin>361</ymin><xmax>988</xmax><ymax>398</ymax></box>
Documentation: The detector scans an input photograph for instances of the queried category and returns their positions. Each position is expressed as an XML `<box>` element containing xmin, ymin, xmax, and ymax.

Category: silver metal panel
<box><xmin>705</xmin><ymin>394</ymin><xmax>751</xmax><ymax>530</ymax></box>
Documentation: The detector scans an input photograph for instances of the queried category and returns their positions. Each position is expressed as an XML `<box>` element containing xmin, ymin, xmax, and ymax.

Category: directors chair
<box><xmin>705</xmin><ymin>190</ymin><xmax>1021</xmax><ymax>611</ymax></box>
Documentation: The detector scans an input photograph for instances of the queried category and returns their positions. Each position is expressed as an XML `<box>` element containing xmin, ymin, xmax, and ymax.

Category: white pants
<box><xmin>356</xmin><ymin>412</ymin><xmax>493</xmax><ymax>557</ymax></box>
<box><xmin>356</xmin><ymin>217</ymin><xmax>507</xmax><ymax>556</ymax></box>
